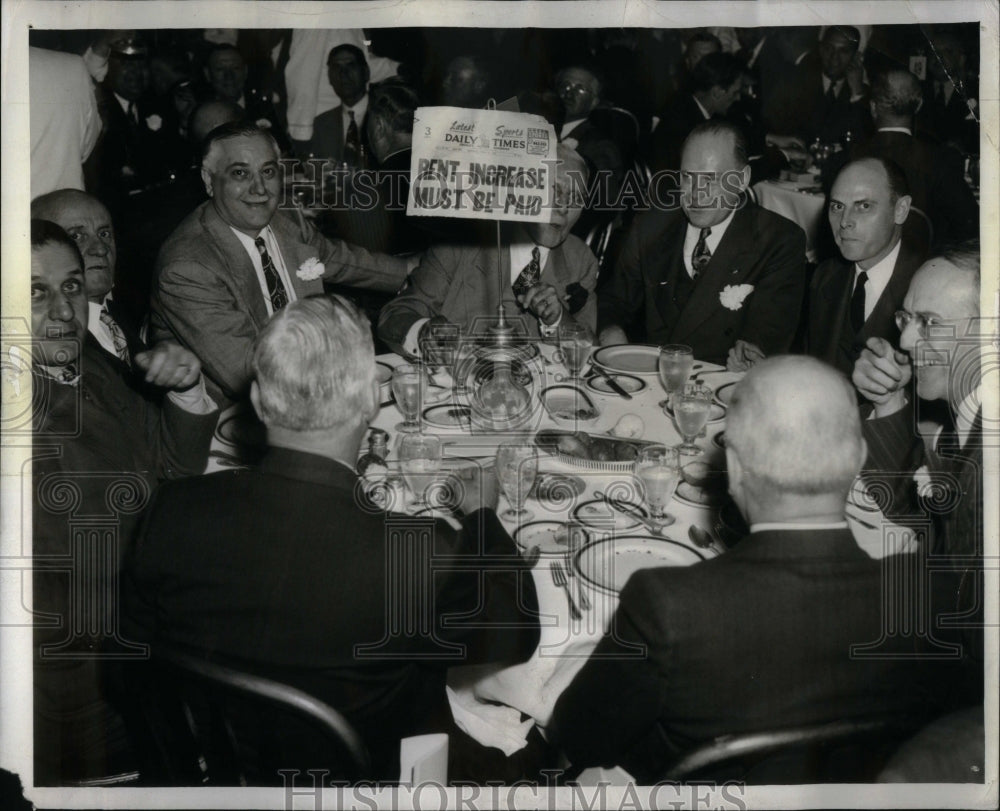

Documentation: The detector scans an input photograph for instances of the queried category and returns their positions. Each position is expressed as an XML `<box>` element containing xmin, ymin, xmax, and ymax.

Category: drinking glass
<box><xmin>559</xmin><ymin>322</ymin><xmax>594</xmax><ymax>381</ymax></box>
<box><xmin>392</xmin><ymin>363</ymin><xmax>426</xmax><ymax>433</ymax></box>
<box><xmin>399</xmin><ymin>433</ymin><xmax>442</xmax><ymax>507</ymax></box>
<box><xmin>420</xmin><ymin>323</ymin><xmax>461</xmax><ymax>383</ymax></box>
<box><xmin>495</xmin><ymin>443</ymin><xmax>539</xmax><ymax>522</ymax></box>
<box><xmin>673</xmin><ymin>382</ymin><xmax>714</xmax><ymax>456</ymax></box>
<box><xmin>634</xmin><ymin>444</ymin><xmax>680</xmax><ymax>528</ymax></box>
<box><xmin>657</xmin><ymin>344</ymin><xmax>694</xmax><ymax>409</ymax></box>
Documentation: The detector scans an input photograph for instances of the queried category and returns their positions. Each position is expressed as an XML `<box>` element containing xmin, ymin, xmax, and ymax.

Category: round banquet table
<box><xmin>203</xmin><ymin>344</ymin><xmax>917</xmax><ymax>755</ymax></box>
<box><xmin>753</xmin><ymin>178</ymin><xmax>826</xmax><ymax>264</ymax></box>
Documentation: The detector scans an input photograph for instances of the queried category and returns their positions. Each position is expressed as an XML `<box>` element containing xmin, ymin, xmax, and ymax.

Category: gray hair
<box><xmin>252</xmin><ymin>295</ymin><xmax>375</xmax><ymax>431</ymax></box>
<box><xmin>200</xmin><ymin>121</ymin><xmax>280</xmax><ymax>174</ymax></box>
<box><xmin>726</xmin><ymin>356</ymin><xmax>865</xmax><ymax>496</ymax></box>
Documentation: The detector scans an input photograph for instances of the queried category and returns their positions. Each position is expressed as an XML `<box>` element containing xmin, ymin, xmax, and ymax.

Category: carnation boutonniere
<box><xmin>296</xmin><ymin>256</ymin><xmax>325</xmax><ymax>281</ymax></box>
<box><xmin>719</xmin><ymin>283</ymin><xmax>754</xmax><ymax>311</ymax></box>
<box><xmin>913</xmin><ymin>465</ymin><xmax>935</xmax><ymax>498</ymax></box>
<box><xmin>145</xmin><ymin>114</ymin><xmax>162</xmax><ymax>132</ymax></box>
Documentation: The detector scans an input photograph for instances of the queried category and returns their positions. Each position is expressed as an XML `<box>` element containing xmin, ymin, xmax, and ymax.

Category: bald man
<box><xmin>550</xmin><ymin>356</ymin><xmax>977</xmax><ymax>782</ymax></box>
<box><xmin>31</xmin><ymin>189</ymin><xmax>142</xmax><ymax>366</ymax></box>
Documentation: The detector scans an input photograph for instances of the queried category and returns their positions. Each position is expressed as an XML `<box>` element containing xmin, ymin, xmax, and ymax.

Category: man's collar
<box><xmin>692</xmin><ymin>94</ymin><xmax>712</xmax><ymax>120</ymax></box>
<box><xmin>855</xmin><ymin>236</ymin><xmax>901</xmax><ymax>277</ymax></box>
<box><xmin>877</xmin><ymin>126</ymin><xmax>913</xmax><ymax>136</ymax></box>
<box><xmin>112</xmin><ymin>91</ymin><xmax>132</xmax><ymax>115</ymax></box>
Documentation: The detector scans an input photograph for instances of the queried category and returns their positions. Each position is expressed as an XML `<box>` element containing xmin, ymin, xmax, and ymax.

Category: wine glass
<box><xmin>634</xmin><ymin>444</ymin><xmax>680</xmax><ymax>528</ymax></box>
<box><xmin>399</xmin><ymin>433</ymin><xmax>442</xmax><ymax>507</ymax></box>
<box><xmin>391</xmin><ymin>363</ymin><xmax>426</xmax><ymax>434</ymax></box>
<box><xmin>657</xmin><ymin>344</ymin><xmax>694</xmax><ymax>409</ymax></box>
<box><xmin>495</xmin><ymin>443</ymin><xmax>539</xmax><ymax>522</ymax></box>
<box><xmin>559</xmin><ymin>322</ymin><xmax>594</xmax><ymax>381</ymax></box>
<box><xmin>673</xmin><ymin>382</ymin><xmax>714</xmax><ymax>457</ymax></box>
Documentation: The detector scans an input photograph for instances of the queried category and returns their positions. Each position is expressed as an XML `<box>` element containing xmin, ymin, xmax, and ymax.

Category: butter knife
<box><xmin>589</xmin><ymin>369</ymin><xmax>633</xmax><ymax>400</ymax></box>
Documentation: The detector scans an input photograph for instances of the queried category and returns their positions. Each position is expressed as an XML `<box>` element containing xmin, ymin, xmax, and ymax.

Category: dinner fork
<box><xmin>550</xmin><ymin>562</ymin><xmax>582</xmax><ymax>620</ymax></box>
<box><xmin>562</xmin><ymin>559</ymin><xmax>591</xmax><ymax>611</ymax></box>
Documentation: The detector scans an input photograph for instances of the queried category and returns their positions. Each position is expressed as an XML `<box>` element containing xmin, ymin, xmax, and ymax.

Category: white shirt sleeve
<box><xmin>402</xmin><ymin>318</ymin><xmax>430</xmax><ymax>357</ymax></box>
<box><xmin>166</xmin><ymin>375</ymin><xmax>218</xmax><ymax>415</ymax></box>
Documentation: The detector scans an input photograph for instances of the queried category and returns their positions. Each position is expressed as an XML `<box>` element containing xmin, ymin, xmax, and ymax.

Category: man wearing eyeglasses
<box><xmin>802</xmin><ymin>157</ymin><xmax>926</xmax><ymax>379</ymax></box>
<box><xmin>852</xmin><ymin>241</ymin><xmax>984</xmax><ymax>561</ymax></box>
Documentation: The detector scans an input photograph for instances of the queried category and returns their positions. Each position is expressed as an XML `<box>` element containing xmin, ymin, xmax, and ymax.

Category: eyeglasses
<box><xmin>557</xmin><ymin>82</ymin><xmax>593</xmax><ymax>98</ymax></box>
<box><xmin>894</xmin><ymin>309</ymin><xmax>964</xmax><ymax>337</ymax></box>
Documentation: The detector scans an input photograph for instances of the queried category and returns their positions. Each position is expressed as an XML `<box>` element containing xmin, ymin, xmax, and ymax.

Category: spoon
<box><xmin>688</xmin><ymin>524</ymin><xmax>719</xmax><ymax>551</ymax></box>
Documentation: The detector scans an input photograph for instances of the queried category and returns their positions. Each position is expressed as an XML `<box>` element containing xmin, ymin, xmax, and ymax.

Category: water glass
<box><xmin>559</xmin><ymin>322</ymin><xmax>594</xmax><ymax>380</ymax></box>
<box><xmin>673</xmin><ymin>382</ymin><xmax>714</xmax><ymax>456</ymax></box>
<box><xmin>392</xmin><ymin>363</ymin><xmax>426</xmax><ymax>433</ymax></box>
<box><xmin>657</xmin><ymin>344</ymin><xmax>694</xmax><ymax>408</ymax></box>
<box><xmin>399</xmin><ymin>433</ymin><xmax>442</xmax><ymax>507</ymax></box>
<box><xmin>495</xmin><ymin>443</ymin><xmax>539</xmax><ymax>522</ymax></box>
<box><xmin>634</xmin><ymin>444</ymin><xmax>680</xmax><ymax>528</ymax></box>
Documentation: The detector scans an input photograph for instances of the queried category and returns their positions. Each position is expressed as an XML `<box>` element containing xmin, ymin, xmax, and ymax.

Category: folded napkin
<box><xmin>446</xmin><ymin>683</ymin><xmax>534</xmax><ymax>756</ymax></box>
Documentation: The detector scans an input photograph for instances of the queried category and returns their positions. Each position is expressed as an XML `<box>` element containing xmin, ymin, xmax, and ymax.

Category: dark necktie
<box><xmin>99</xmin><ymin>305</ymin><xmax>130</xmax><ymax>365</ymax></box>
<box><xmin>691</xmin><ymin>227</ymin><xmax>712</xmax><ymax>278</ymax></box>
<box><xmin>850</xmin><ymin>270</ymin><xmax>868</xmax><ymax>333</ymax></box>
<box><xmin>826</xmin><ymin>81</ymin><xmax>839</xmax><ymax>103</ymax></box>
<box><xmin>512</xmin><ymin>246</ymin><xmax>542</xmax><ymax>298</ymax></box>
<box><xmin>254</xmin><ymin>237</ymin><xmax>289</xmax><ymax>313</ymax></box>
<box><xmin>344</xmin><ymin>109</ymin><xmax>361</xmax><ymax>166</ymax></box>
<box><xmin>127</xmin><ymin>101</ymin><xmax>138</xmax><ymax>124</ymax></box>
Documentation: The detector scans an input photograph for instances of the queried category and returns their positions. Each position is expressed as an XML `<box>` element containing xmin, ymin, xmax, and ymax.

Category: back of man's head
<box><xmin>871</xmin><ymin>69</ymin><xmax>923</xmax><ymax>123</ymax></box>
<box><xmin>368</xmin><ymin>79</ymin><xmax>420</xmax><ymax>137</ymax></box>
<box><xmin>190</xmin><ymin>99</ymin><xmax>244</xmax><ymax>144</ymax></box>
<box><xmin>726</xmin><ymin>356</ymin><xmax>866</xmax><ymax>499</ymax></box>
<box><xmin>690</xmin><ymin>52</ymin><xmax>744</xmax><ymax>96</ymax></box>
<box><xmin>252</xmin><ymin>296</ymin><xmax>375</xmax><ymax>431</ymax></box>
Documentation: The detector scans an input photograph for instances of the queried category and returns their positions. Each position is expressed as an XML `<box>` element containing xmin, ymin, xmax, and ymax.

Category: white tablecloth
<box><xmin>754</xmin><ymin>179</ymin><xmax>826</xmax><ymax>263</ymax></box>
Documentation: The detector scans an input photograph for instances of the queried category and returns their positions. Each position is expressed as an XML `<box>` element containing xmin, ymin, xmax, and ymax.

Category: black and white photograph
<box><xmin>1</xmin><ymin>1</ymin><xmax>996</xmax><ymax>809</ymax></box>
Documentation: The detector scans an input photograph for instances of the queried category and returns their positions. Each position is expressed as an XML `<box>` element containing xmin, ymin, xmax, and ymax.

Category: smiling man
<box><xmin>598</xmin><ymin>119</ymin><xmax>806</xmax><ymax>367</ymax></box>
<box><xmin>150</xmin><ymin>121</ymin><xmax>409</xmax><ymax>406</ymax></box>
<box><xmin>803</xmin><ymin>157</ymin><xmax>925</xmax><ymax>378</ymax></box>
<box><xmin>852</xmin><ymin>240</ymin><xmax>984</xmax><ymax>560</ymax></box>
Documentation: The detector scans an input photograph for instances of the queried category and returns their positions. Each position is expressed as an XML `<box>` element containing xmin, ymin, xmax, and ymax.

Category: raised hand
<box><xmin>134</xmin><ymin>342</ymin><xmax>202</xmax><ymax>391</ymax></box>
<box><xmin>852</xmin><ymin>337</ymin><xmax>911</xmax><ymax>416</ymax></box>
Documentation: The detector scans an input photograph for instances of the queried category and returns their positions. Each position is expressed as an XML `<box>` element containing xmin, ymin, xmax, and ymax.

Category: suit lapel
<box><xmin>814</xmin><ymin>258</ymin><xmax>853</xmax><ymax>360</ymax></box>
<box><xmin>671</xmin><ymin>205</ymin><xmax>754</xmax><ymax>340</ymax></box>
<box><xmin>269</xmin><ymin>213</ymin><xmax>323</xmax><ymax>298</ymax></box>
<box><xmin>202</xmin><ymin>204</ymin><xmax>270</xmax><ymax>328</ymax></box>
<box><xmin>652</xmin><ymin>216</ymin><xmax>688</xmax><ymax>329</ymax></box>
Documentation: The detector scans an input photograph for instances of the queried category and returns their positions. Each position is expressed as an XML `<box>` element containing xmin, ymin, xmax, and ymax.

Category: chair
<box><xmin>119</xmin><ymin>644</ymin><xmax>371</xmax><ymax>785</ymax></box>
<box><xmin>585</xmin><ymin>217</ymin><xmax>617</xmax><ymax>277</ymax></box>
<box><xmin>661</xmin><ymin>716</ymin><xmax>922</xmax><ymax>784</ymax></box>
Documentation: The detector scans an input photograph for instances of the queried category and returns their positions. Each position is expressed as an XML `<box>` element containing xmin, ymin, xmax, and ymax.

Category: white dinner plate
<box><xmin>674</xmin><ymin>479</ymin><xmax>724</xmax><ymax>508</ymax></box>
<box><xmin>513</xmin><ymin>521</ymin><xmax>589</xmax><ymax>556</ymax></box>
<box><xmin>422</xmin><ymin>404</ymin><xmax>472</xmax><ymax>429</ymax></box>
<box><xmin>585</xmin><ymin>372</ymin><xmax>647</xmax><ymax>395</ymax></box>
<box><xmin>575</xmin><ymin>534</ymin><xmax>705</xmax><ymax>594</ymax></box>
<box><xmin>571</xmin><ymin>498</ymin><xmax>648</xmax><ymax>532</ymax></box>
<box><xmin>375</xmin><ymin>361</ymin><xmax>393</xmax><ymax>387</ymax></box>
<box><xmin>591</xmin><ymin>344</ymin><xmax>661</xmax><ymax>376</ymax></box>
<box><xmin>714</xmin><ymin>381</ymin><xmax>737</xmax><ymax>406</ymax></box>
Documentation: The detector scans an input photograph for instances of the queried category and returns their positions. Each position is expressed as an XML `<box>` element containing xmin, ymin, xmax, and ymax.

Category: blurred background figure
<box><xmin>440</xmin><ymin>54</ymin><xmax>492</xmax><ymax>108</ymax></box>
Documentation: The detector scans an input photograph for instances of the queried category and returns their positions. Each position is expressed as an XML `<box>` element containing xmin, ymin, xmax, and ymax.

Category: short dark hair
<box><xmin>328</xmin><ymin>43</ymin><xmax>367</xmax><ymax>68</ymax></box>
<box><xmin>206</xmin><ymin>43</ymin><xmax>244</xmax><ymax>65</ymax></box>
<box><xmin>684</xmin><ymin>119</ymin><xmax>749</xmax><ymax>168</ymax></box>
<box><xmin>686</xmin><ymin>31</ymin><xmax>723</xmax><ymax>52</ymax></box>
<box><xmin>822</xmin><ymin>25</ymin><xmax>861</xmax><ymax>50</ymax></box>
<box><xmin>690</xmin><ymin>52</ymin><xmax>744</xmax><ymax>94</ymax></box>
<box><xmin>871</xmin><ymin>69</ymin><xmax>923</xmax><ymax>117</ymax></box>
<box><xmin>838</xmin><ymin>156</ymin><xmax>910</xmax><ymax>202</ymax></box>
<box><xmin>368</xmin><ymin>79</ymin><xmax>420</xmax><ymax>134</ymax></box>
<box><xmin>200</xmin><ymin>121</ymin><xmax>279</xmax><ymax>169</ymax></box>
<box><xmin>31</xmin><ymin>219</ymin><xmax>83</xmax><ymax>265</ymax></box>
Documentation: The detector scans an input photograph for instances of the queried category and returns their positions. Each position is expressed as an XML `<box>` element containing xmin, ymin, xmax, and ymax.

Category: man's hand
<box><xmin>134</xmin><ymin>342</ymin><xmax>202</xmax><ymax>391</ymax></box>
<box><xmin>452</xmin><ymin>462</ymin><xmax>500</xmax><ymax>515</ymax></box>
<box><xmin>518</xmin><ymin>284</ymin><xmax>563</xmax><ymax>326</ymax></box>
<box><xmin>418</xmin><ymin>316</ymin><xmax>460</xmax><ymax>366</ymax></box>
<box><xmin>853</xmin><ymin>337</ymin><xmax>911</xmax><ymax>417</ymax></box>
<box><xmin>598</xmin><ymin>326</ymin><xmax>628</xmax><ymax>346</ymax></box>
<box><xmin>727</xmin><ymin>340</ymin><xmax>765</xmax><ymax>372</ymax></box>
<box><xmin>846</xmin><ymin>52</ymin><xmax>866</xmax><ymax>98</ymax></box>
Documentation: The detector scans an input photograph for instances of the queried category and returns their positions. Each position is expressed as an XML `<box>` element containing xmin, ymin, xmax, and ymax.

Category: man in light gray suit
<box><xmin>150</xmin><ymin>121</ymin><xmax>409</xmax><ymax>406</ymax></box>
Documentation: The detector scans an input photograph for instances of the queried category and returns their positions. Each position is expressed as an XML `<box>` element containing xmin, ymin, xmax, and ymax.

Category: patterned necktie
<box><xmin>512</xmin><ymin>246</ymin><xmax>542</xmax><ymax>298</ymax></box>
<box><xmin>254</xmin><ymin>237</ymin><xmax>289</xmax><ymax>313</ymax></box>
<box><xmin>99</xmin><ymin>306</ymin><xmax>130</xmax><ymax>365</ymax></box>
<box><xmin>850</xmin><ymin>270</ymin><xmax>868</xmax><ymax>333</ymax></box>
<box><xmin>344</xmin><ymin>109</ymin><xmax>361</xmax><ymax>166</ymax></box>
<box><xmin>691</xmin><ymin>227</ymin><xmax>712</xmax><ymax>278</ymax></box>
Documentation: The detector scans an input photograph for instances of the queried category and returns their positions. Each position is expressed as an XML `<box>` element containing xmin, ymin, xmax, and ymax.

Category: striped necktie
<box><xmin>691</xmin><ymin>227</ymin><xmax>712</xmax><ymax>278</ymax></box>
<box><xmin>99</xmin><ymin>305</ymin><xmax>131</xmax><ymax>365</ymax></box>
<box><xmin>254</xmin><ymin>236</ymin><xmax>289</xmax><ymax>313</ymax></box>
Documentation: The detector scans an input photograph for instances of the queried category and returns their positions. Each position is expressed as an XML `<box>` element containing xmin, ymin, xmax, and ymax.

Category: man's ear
<box><xmin>725</xmin><ymin>446</ymin><xmax>742</xmax><ymax>494</ymax></box>
<box><xmin>893</xmin><ymin>193</ymin><xmax>912</xmax><ymax>225</ymax></box>
<box><xmin>364</xmin><ymin>377</ymin><xmax>380</xmax><ymax>425</ymax></box>
<box><xmin>249</xmin><ymin>381</ymin><xmax>264</xmax><ymax>422</ymax></box>
<box><xmin>201</xmin><ymin>166</ymin><xmax>214</xmax><ymax>198</ymax></box>
<box><xmin>733</xmin><ymin>163</ymin><xmax>751</xmax><ymax>195</ymax></box>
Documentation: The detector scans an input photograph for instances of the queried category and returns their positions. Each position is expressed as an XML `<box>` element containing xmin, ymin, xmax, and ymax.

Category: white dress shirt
<box><xmin>681</xmin><ymin>210</ymin><xmax>735</xmax><ymax>277</ymax></box>
<box><xmin>229</xmin><ymin>225</ymin><xmax>298</xmax><ymax>317</ymax></box>
<box><xmin>87</xmin><ymin>295</ymin><xmax>120</xmax><ymax>359</ymax></box>
<box><xmin>855</xmin><ymin>238</ymin><xmax>900</xmax><ymax>322</ymax></box>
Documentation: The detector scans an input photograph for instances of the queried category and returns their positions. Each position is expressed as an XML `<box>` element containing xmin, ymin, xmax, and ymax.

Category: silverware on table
<box><xmin>562</xmin><ymin>559</ymin><xmax>591</xmax><ymax>611</ymax></box>
<box><xmin>590</xmin><ymin>369</ymin><xmax>633</xmax><ymax>400</ymax></box>
<box><xmin>550</xmin><ymin>561</ymin><xmax>582</xmax><ymax>620</ymax></box>
<box><xmin>594</xmin><ymin>490</ymin><xmax>665</xmax><ymax>535</ymax></box>
<box><xmin>688</xmin><ymin>524</ymin><xmax>720</xmax><ymax>552</ymax></box>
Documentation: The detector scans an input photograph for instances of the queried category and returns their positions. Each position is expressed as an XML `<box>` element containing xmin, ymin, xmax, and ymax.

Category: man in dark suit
<box><xmin>303</xmin><ymin>44</ymin><xmax>372</xmax><ymax>168</ymax></box>
<box><xmin>767</xmin><ymin>25</ymin><xmax>871</xmax><ymax>146</ymax></box>
<box><xmin>150</xmin><ymin>122</ymin><xmax>410</xmax><ymax>407</ymax></box>
<box><xmin>201</xmin><ymin>44</ymin><xmax>284</xmax><ymax>142</ymax></box>
<box><xmin>804</xmin><ymin>157</ymin><xmax>925</xmax><ymax>379</ymax></box>
<box><xmin>122</xmin><ymin>295</ymin><xmax>541</xmax><ymax>781</ymax></box>
<box><xmin>599</xmin><ymin>120</ymin><xmax>807</xmax><ymax>368</ymax></box>
<box><xmin>379</xmin><ymin>144</ymin><xmax>598</xmax><ymax>353</ymax></box>
<box><xmin>30</xmin><ymin>220</ymin><xmax>218</xmax><ymax>785</ymax></box>
<box><xmin>853</xmin><ymin>241</ymin><xmax>984</xmax><ymax>562</ymax></box>
<box><xmin>549</xmin><ymin>355</ymin><xmax>979</xmax><ymax>783</ymax></box>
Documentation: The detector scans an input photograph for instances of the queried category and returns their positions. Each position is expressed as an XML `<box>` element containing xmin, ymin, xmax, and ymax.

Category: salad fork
<box><xmin>550</xmin><ymin>562</ymin><xmax>582</xmax><ymax>620</ymax></box>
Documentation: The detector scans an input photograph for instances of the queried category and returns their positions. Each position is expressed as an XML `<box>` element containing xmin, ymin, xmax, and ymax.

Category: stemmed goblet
<box><xmin>391</xmin><ymin>363</ymin><xmax>427</xmax><ymax>434</ymax></box>
<box><xmin>657</xmin><ymin>344</ymin><xmax>694</xmax><ymax>409</ymax></box>
<box><xmin>673</xmin><ymin>382</ymin><xmax>714</xmax><ymax>457</ymax></box>
<box><xmin>495</xmin><ymin>443</ymin><xmax>539</xmax><ymax>523</ymax></box>
<box><xmin>559</xmin><ymin>322</ymin><xmax>594</xmax><ymax>382</ymax></box>
<box><xmin>399</xmin><ymin>433</ymin><xmax>442</xmax><ymax>508</ymax></box>
<box><xmin>633</xmin><ymin>444</ymin><xmax>681</xmax><ymax>529</ymax></box>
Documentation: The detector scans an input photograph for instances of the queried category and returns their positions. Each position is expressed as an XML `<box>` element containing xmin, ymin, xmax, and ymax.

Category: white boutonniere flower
<box><xmin>256</xmin><ymin>117</ymin><xmax>272</xmax><ymax>129</ymax></box>
<box><xmin>296</xmin><ymin>256</ymin><xmax>325</xmax><ymax>281</ymax></box>
<box><xmin>719</xmin><ymin>283</ymin><xmax>754</xmax><ymax>311</ymax></box>
<box><xmin>913</xmin><ymin>465</ymin><xmax>935</xmax><ymax>498</ymax></box>
<box><xmin>145</xmin><ymin>114</ymin><xmax>162</xmax><ymax>131</ymax></box>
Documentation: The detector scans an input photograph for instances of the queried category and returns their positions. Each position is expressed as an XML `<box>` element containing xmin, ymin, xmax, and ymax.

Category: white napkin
<box><xmin>446</xmin><ymin>683</ymin><xmax>534</xmax><ymax>756</ymax></box>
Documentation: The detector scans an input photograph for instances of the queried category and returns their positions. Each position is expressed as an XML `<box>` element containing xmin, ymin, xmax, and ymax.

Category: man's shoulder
<box><xmin>744</xmin><ymin>200</ymin><xmax>805</xmax><ymax>239</ymax></box>
<box><xmin>158</xmin><ymin>201</ymin><xmax>219</xmax><ymax>260</ymax></box>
